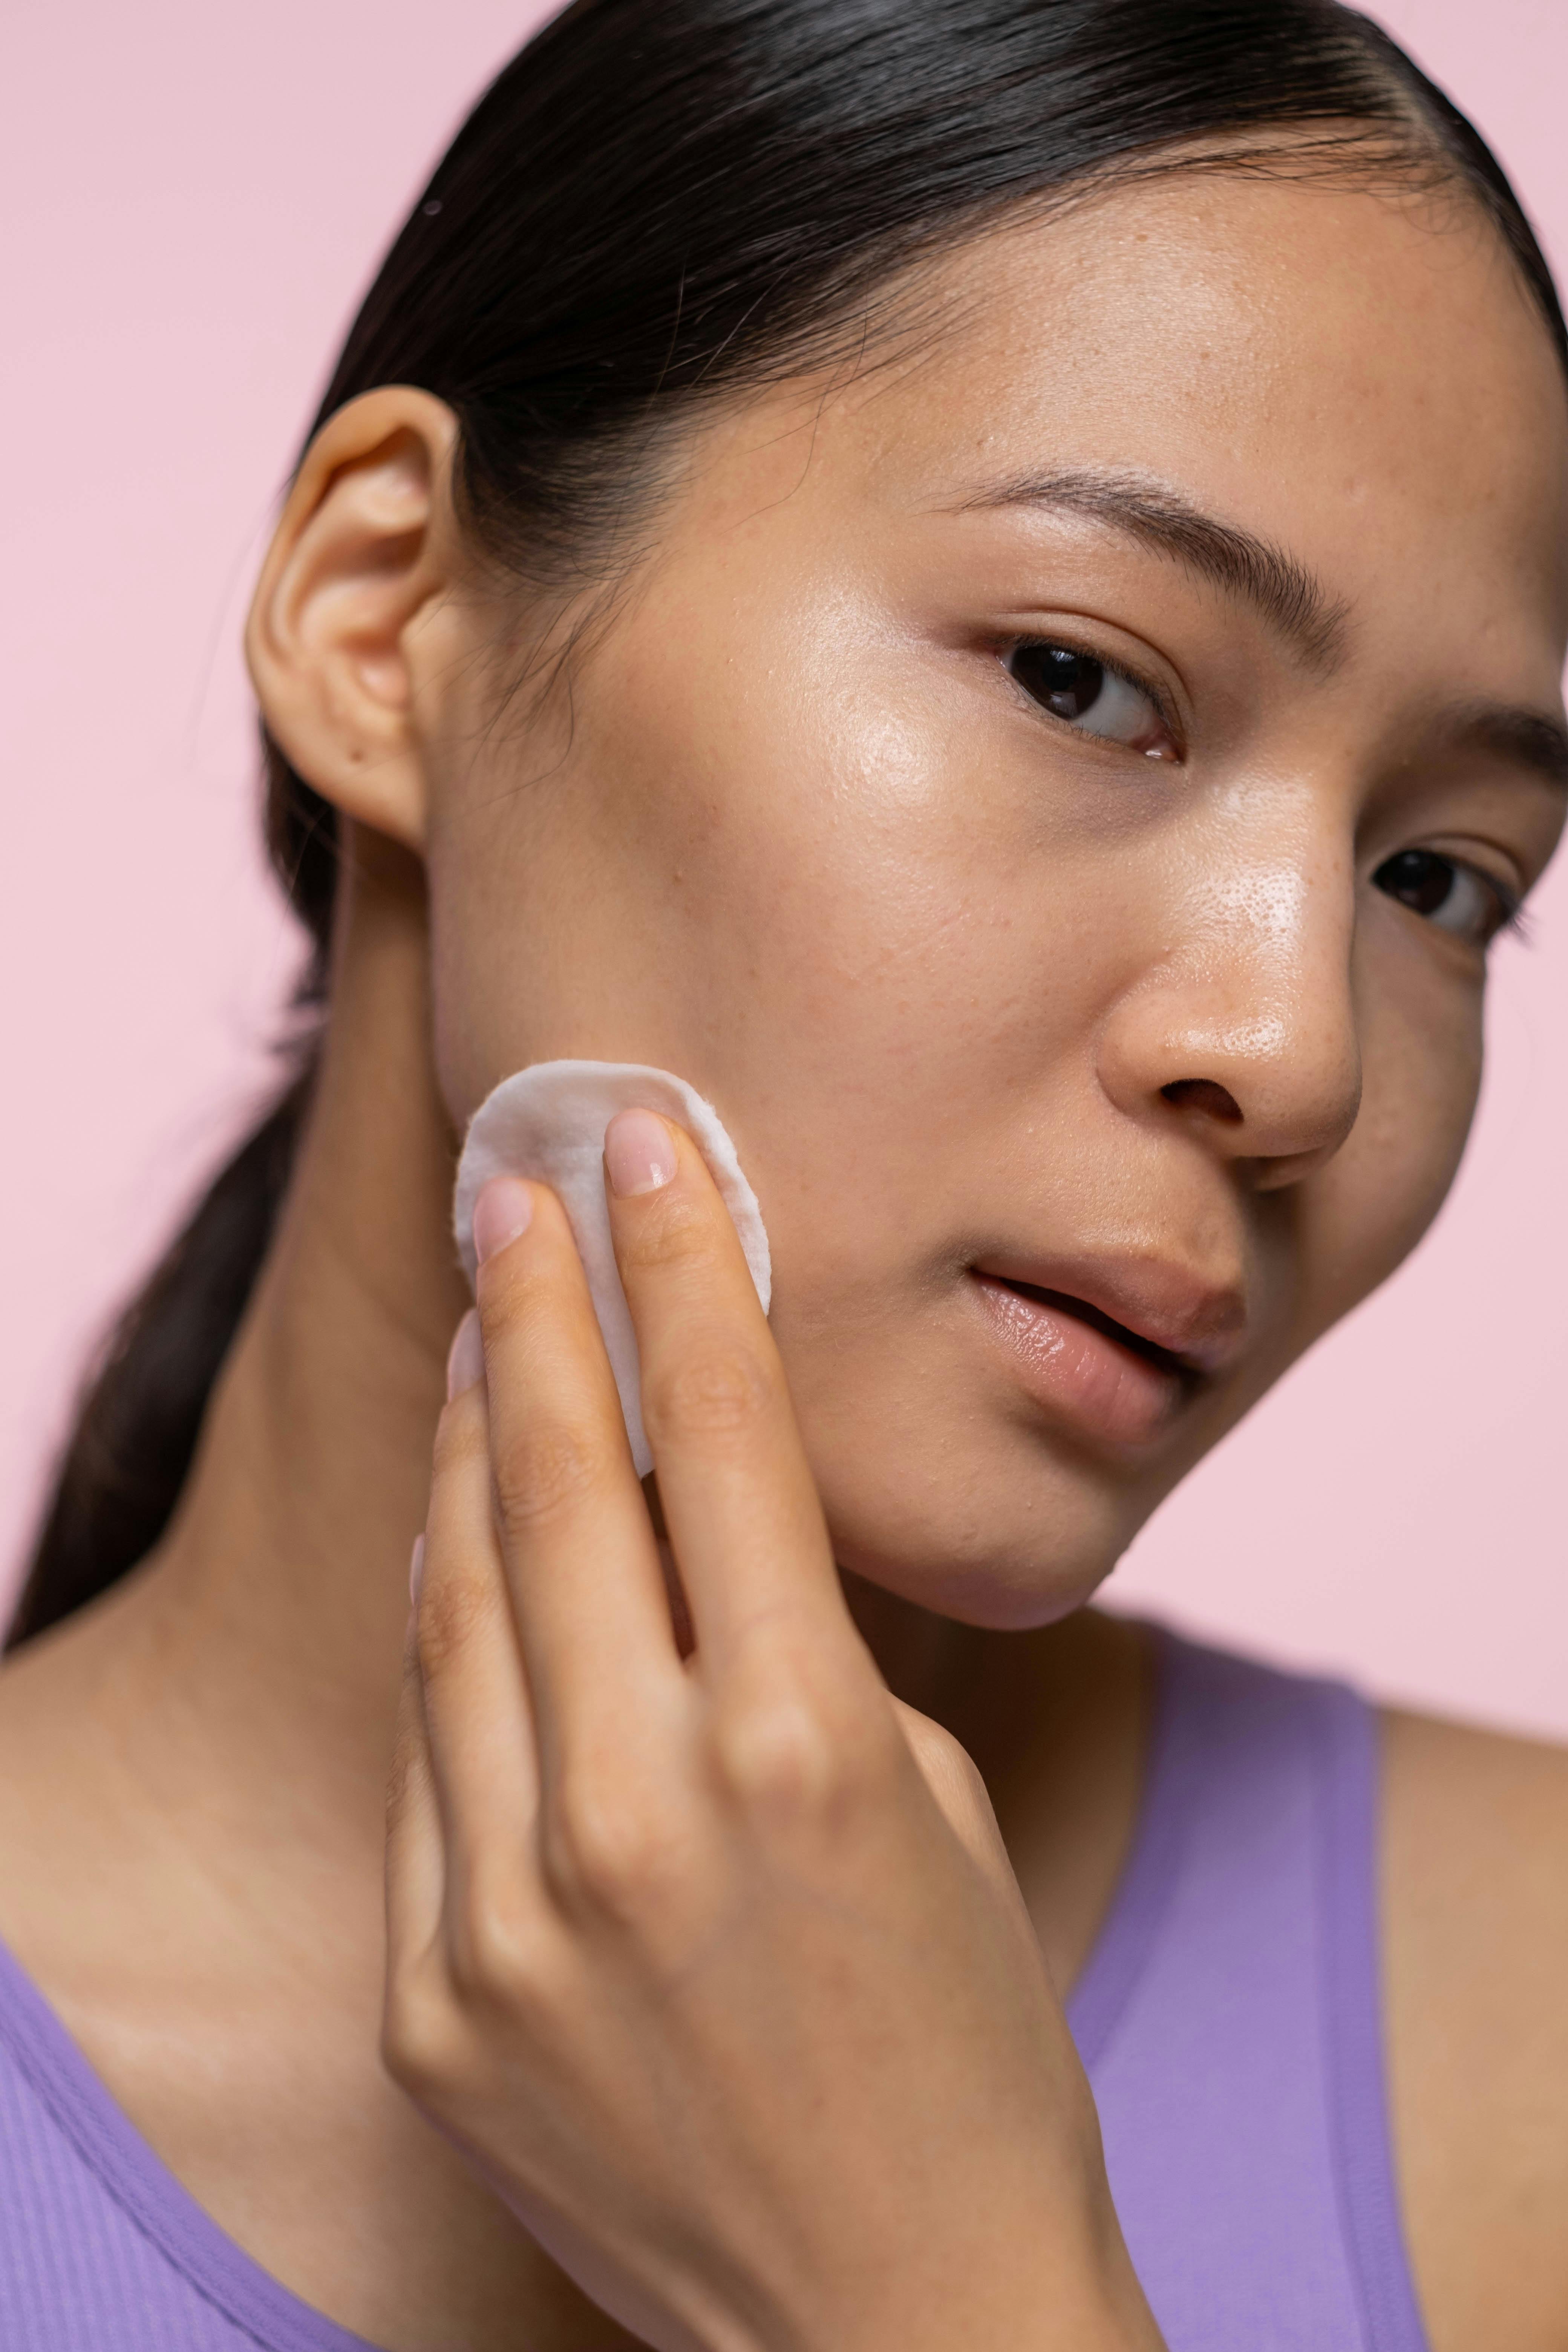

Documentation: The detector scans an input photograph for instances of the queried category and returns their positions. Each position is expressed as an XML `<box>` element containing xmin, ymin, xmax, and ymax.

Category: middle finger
<box><xmin>473</xmin><ymin>1175</ymin><xmax>689</xmax><ymax>1769</ymax></box>
<box><xmin>603</xmin><ymin>1110</ymin><xmax>853</xmax><ymax>1676</ymax></box>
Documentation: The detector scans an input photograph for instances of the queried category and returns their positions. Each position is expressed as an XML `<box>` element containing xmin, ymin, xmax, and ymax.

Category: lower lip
<box><xmin>971</xmin><ymin>1275</ymin><xmax>1187</xmax><ymax>1451</ymax></box>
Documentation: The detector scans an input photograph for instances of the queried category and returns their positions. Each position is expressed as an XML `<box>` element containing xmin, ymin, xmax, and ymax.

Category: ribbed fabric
<box><xmin>0</xmin><ymin>1629</ymin><xmax>1428</xmax><ymax>2349</ymax></box>
<box><xmin>1070</xmin><ymin>1631</ymin><xmax>1430</xmax><ymax>2352</ymax></box>
<box><xmin>0</xmin><ymin>1942</ymin><xmax>377</xmax><ymax>2349</ymax></box>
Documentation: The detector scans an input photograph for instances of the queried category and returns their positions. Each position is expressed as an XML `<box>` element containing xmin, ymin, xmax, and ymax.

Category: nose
<box><xmin>1096</xmin><ymin>841</ymin><xmax>1363</xmax><ymax>1185</ymax></box>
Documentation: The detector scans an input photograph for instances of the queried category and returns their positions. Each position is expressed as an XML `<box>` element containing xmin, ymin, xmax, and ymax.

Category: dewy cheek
<box><xmin>972</xmin><ymin>1274</ymin><xmax>1185</xmax><ymax>1451</ymax></box>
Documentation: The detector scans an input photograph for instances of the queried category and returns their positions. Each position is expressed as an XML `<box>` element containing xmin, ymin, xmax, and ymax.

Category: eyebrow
<box><xmin>956</xmin><ymin>464</ymin><xmax>1351</xmax><ymax>671</ymax></box>
<box><xmin>1445</xmin><ymin>700</ymin><xmax>1568</xmax><ymax>795</ymax></box>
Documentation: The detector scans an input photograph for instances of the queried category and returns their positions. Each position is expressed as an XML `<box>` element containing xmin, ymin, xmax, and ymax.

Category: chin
<box><xmin>777</xmin><ymin>1259</ymin><xmax>1242</xmax><ymax>1628</ymax></box>
<box><xmin>812</xmin><ymin>1416</ymin><xmax>1150</xmax><ymax>1631</ymax></box>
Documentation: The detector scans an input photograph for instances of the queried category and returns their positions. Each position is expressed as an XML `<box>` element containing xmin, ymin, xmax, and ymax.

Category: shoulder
<box><xmin>1381</xmin><ymin>1707</ymin><xmax>1568</xmax><ymax>2352</ymax></box>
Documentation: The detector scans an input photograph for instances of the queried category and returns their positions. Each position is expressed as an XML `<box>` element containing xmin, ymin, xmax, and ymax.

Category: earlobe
<box><xmin>245</xmin><ymin>386</ymin><xmax>462</xmax><ymax>855</ymax></box>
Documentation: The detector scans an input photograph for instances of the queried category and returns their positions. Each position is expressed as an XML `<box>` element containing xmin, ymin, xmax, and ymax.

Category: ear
<box><xmin>245</xmin><ymin>387</ymin><xmax>462</xmax><ymax>854</ymax></box>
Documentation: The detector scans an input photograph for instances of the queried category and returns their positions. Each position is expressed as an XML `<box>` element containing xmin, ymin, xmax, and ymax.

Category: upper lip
<box><xmin>972</xmin><ymin>1252</ymin><xmax>1248</xmax><ymax>1379</ymax></box>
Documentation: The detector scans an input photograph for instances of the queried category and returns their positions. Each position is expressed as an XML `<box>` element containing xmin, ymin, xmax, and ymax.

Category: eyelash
<box><xmin>1003</xmin><ymin>639</ymin><xmax>1530</xmax><ymax>949</ymax></box>
<box><xmin>1002</xmin><ymin>634</ymin><xmax>1182</xmax><ymax>757</ymax></box>
<box><xmin>1372</xmin><ymin>848</ymin><xmax>1528</xmax><ymax>948</ymax></box>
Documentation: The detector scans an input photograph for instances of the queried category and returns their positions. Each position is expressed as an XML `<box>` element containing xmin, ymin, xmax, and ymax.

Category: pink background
<box><xmin>2</xmin><ymin>3</ymin><xmax>1563</xmax><ymax>1733</ymax></box>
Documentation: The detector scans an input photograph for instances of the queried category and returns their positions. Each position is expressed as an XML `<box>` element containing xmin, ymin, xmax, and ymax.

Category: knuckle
<box><xmin>490</xmin><ymin>1418</ymin><xmax>611</xmax><ymax>1535</ymax></box>
<box><xmin>473</xmin><ymin>1242</ymin><xmax>533</xmax><ymax>1329</ymax></box>
<box><xmin>384</xmin><ymin>1729</ymin><xmax>424</xmax><ymax>1833</ymax></box>
<box><xmin>642</xmin><ymin>1340</ymin><xmax>776</xmax><ymax>1452</ymax></box>
<box><xmin>415</xmin><ymin>1564</ymin><xmax>501</xmax><ymax>1682</ymax></box>
<box><xmin>450</xmin><ymin>1879</ymin><xmax>551</xmax><ymax>2008</ymax></box>
<box><xmin>712</xmin><ymin>1684</ymin><xmax>881</xmax><ymax>1825</ymax></box>
<box><xmin>380</xmin><ymin>1962</ymin><xmax>466</xmax><ymax>2100</ymax></box>
<box><xmin>544</xmin><ymin>1776</ymin><xmax>684</xmax><ymax>1919</ymax></box>
<box><xmin>430</xmin><ymin>1406</ymin><xmax>488</xmax><ymax>1484</ymax></box>
<box><xmin>616</xmin><ymin>1186</ymin><xmax>711</xmax><ymax>1274</ymax></box>
<box><xmin>383</xmin><ymin>1906</ymin><xmax>559</xmax><ymax>2103</ymax></box>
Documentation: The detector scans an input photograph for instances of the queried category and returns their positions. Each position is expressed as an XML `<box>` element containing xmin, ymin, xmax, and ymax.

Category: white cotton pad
<box><xmin>453</xmin><ymin>1060</ymin><xmax>772</xmax><ymax>1477</ymax></box>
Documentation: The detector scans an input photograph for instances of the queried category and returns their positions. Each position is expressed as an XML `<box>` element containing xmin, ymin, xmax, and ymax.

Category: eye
<box><xmin>1005</xmin><ymin>640</ymin><xmax>1176</xmax><ymax>760</ymax></box>
<box><xmin>1371</xmin><ymin>847</ymin><xmax>1519</xmax><ymax>948</ymax></box>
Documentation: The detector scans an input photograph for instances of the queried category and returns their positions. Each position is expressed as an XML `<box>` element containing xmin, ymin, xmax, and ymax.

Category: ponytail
<box><xmin>5</xmin><ymin>729</ymin><xmax>328</xmax><ymax>1649</ymax></box>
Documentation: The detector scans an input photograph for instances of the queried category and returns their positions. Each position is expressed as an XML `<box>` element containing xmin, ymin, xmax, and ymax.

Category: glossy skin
<box><xmin>0</xmin><ymin>166</ymin><xmax>1562</xmax><ymax>2352</ymax></box>
<box><xmin>413</xmin><ymin>177</ymin><xmax>1567</xmax><ymax>1623</ymax></box>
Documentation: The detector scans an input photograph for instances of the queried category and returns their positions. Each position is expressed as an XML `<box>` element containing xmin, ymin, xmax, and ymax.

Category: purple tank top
<box><xmin>0</xmin><ymin>1630</ymin><xmax>1429</xmax><ymax>2350</ymax></box>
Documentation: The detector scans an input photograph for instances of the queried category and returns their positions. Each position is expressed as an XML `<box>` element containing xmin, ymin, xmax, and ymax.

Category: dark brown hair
<box><xmin>10</xmin><ymin>0</ymin><xmax>1563</xmax><ymax>1645</ymax></box>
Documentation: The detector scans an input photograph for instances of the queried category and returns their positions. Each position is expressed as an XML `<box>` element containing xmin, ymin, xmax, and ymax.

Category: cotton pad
<box><xmin>453</xmin><ymin>1060</ymin><xmax>772</xmax><ymax>1477</ymax></box>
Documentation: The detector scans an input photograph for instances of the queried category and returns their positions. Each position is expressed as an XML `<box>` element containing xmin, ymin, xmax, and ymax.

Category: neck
<box><xmin>58</xmin><ymin>841</ymin><xmax>998</xmax><ymax>1899</ymax></box>
<box><xmin>0</xmin><ymin>840</ymin><xmax>1144</xmax><ymax>2352</ymax></box>
<box><xmin>77</xmin><ymin>839</ymin><xmax>470</xmax><ymax>1870</ymax></box>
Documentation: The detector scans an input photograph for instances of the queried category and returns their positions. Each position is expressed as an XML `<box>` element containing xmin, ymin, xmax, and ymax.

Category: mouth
<box><xmin>969</xmin><ymin>1266</ymin><xmax>1238</xmax><ymax>1453</ymax></box>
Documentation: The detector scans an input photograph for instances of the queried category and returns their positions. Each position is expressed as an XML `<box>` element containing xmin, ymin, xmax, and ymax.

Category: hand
<box><xmin>384</xmin><ymin>1110</ymin><xmax>1162</xmax><ymax>2352</ymax></box>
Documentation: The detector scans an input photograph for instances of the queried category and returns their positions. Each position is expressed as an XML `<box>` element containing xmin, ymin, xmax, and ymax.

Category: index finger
<box><xmin>473</xmin><ymin>1179</ymin><xmax>687</xmax><ymax>1769</ymax></box>
<box><xmin>603</xmin><ymin>1109</ymin><xmax>854</xmax><ymax>1674</ymax></box>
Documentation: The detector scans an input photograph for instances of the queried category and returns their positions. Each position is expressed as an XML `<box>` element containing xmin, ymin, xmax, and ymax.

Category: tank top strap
<box><xmin>0</xmin><ymin>1933</ymin><xmax>378</xmax><ymax>2348</ymax></box>
<box><xmin>1068</xmin><ymin>1625</ymin><xmax>1430</xmax><ymax>2352</ymax></box>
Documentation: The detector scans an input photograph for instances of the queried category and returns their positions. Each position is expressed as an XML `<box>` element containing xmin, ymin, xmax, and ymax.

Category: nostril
<box><xmin>1162</xmin><ymin>1078</ymin><xmax>1244</xmax><ymax>1124</ymax></box>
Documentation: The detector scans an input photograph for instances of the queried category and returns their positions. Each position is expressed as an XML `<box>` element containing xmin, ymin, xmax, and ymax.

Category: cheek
<box><xmin>427</xmin><ymin>573</ymin><xmax>1147</xmax><ymax>1343</ymax></box>
<box><xmin>587</xmin><ymin>631</ymin><xmax>1150</xmax><ymax>1287</ymax></box>
<box><xmin>1293</xmin><ymin>966</ymin><xmax>1483</xmax><ymax>1340</ymax></box>
<box><xmin>504</xmin><ymin>592</ymin><xmax>1094</xmax><ymax>1128</ymax></box>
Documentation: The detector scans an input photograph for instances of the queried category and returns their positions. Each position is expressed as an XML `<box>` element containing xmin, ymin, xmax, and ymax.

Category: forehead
<box><xmin>733</xmin><ymin>171</ymin><xmax>1568</xmax><ymax>655</ymax></box>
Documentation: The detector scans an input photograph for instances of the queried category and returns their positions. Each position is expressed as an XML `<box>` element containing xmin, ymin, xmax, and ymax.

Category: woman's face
<box><xmin>420</xmin><ymin>171</ymin><xmax>1568</xmax><ymax>1626</ymax></box>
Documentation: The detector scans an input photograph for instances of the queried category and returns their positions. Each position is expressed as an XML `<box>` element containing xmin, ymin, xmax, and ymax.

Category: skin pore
<box><xmin>0</xmin><ymin>159</ymin><xmax>1565</xmax><ymax>2348</ymax></box>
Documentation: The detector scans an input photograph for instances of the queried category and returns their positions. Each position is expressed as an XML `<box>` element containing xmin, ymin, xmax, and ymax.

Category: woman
<box><xmin>0</xmin><ymin>0</ymin><xmax>1563</xmax><ymax>2345</ymax></box>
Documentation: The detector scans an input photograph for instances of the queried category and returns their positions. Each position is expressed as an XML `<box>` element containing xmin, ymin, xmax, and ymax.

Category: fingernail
<box><xmin>605</xmin><ymin>1108</ymin><xmax>676</xmax><ymax>1197</ymax></box>
<box><xmin>446</xmin><ymin>1307</ymin><xmax>484</xmax><ymax>1399</ymax></box>
<box><xmin>409</xmin><ymin>1534</ymin><xmax>426</xmax><ymax>1609</ymax></box>
<box><xmin>473</xmin><ymin>1176</ymin><xmax>533</xmax><ymax>1265</ymax></box>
